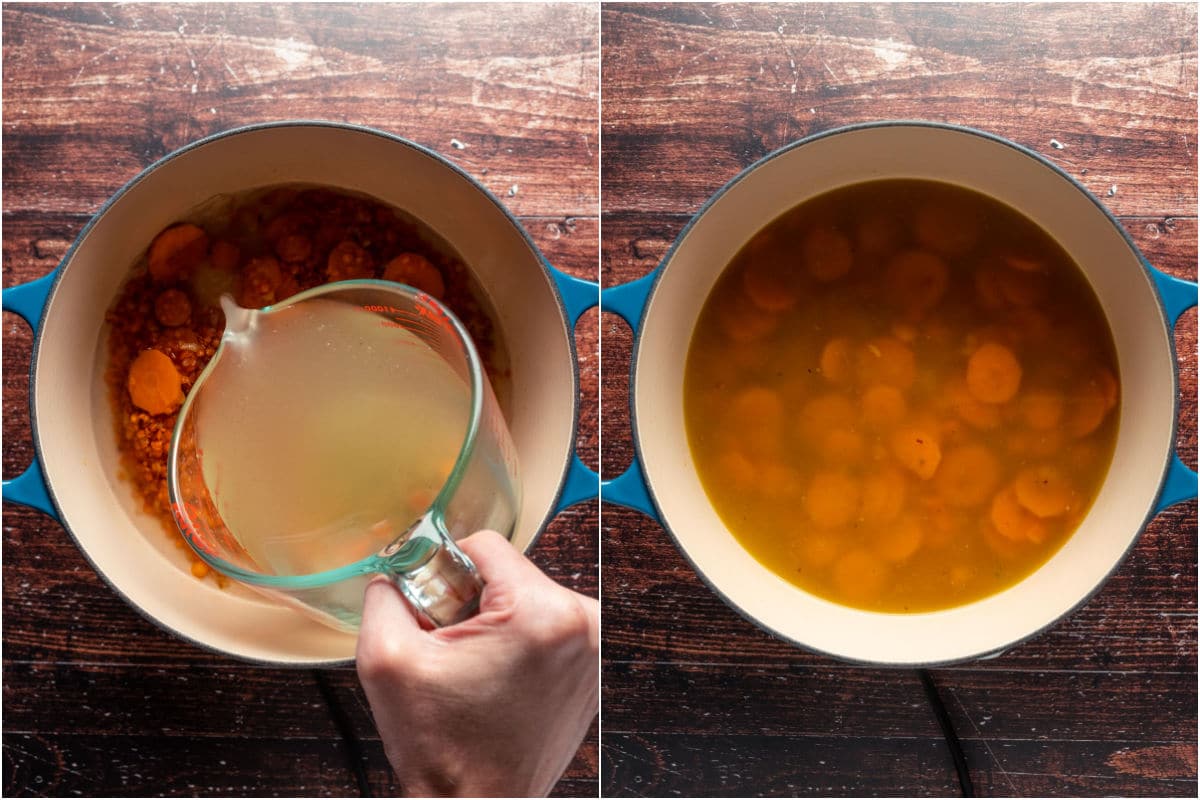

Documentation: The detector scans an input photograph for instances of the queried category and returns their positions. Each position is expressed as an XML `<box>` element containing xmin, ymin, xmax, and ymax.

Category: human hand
<box><xmin>356</xmin><ymin>530</ymin><xmax>599</xmax><ymax>798</ymax></box>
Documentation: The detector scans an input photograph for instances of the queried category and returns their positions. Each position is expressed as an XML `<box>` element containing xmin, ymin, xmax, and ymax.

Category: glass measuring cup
<box><xmin>167</xmin><ymin>280</ymin><xmax>520</xmax><ymax>630</ymax></box>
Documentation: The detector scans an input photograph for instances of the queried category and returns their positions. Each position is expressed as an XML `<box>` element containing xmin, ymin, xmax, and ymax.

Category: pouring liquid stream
<box><xmin>192</xmin><ymin>295</ymin><xmax>471</xmax><ymax>576</ymax></box>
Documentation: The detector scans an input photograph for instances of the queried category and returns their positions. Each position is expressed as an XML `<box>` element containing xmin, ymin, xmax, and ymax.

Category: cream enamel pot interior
<box><xmin>603</xmin><ymin>122</ymin><xmax>1197</xmax><ymax>666</ymax></box>
<box><xmin>2</xmin><ymin>122</ymin><xmax>598</xmax><ymax>666</ymax></box>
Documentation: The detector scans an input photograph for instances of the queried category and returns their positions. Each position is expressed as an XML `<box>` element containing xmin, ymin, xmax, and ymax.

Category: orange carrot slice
<box><xmin>856</xmin><ymin>336</ymin><xmax>916</xmax><ymax>390</ymax></box>
<box><xmin>798</xmin><ymin>392</ymin><xmax>856</xmax><ymax>445</ymax></box>
<box><xmin>742</xmin><ymin>254</ymin><xmax>805</xmax><ymax>311</ymax></box>
<box><xmin>148</xmin><ymin>223</ymin><xmax>209</xmax><ymax>282</ymax></box>
<box><xmin>127</xmin><ymin>349</ymin><xmax>185</xmax><ymax>415</ymax></box>
<box><xmin>383</xmin><ymin>253</ymin><xmax>446</xmax><ymax>300</ymax></box>
<box><xmin>803</xmin><ymin>226</ymin><xmax>853</xmax><ymax>282</ymax></box>
<box><xmin>966</xmin><ymin>342</ymin><xmax>1022</xmax><ymax>404</ymax></box>
<box><xmin>876</xmin><ymin>515</ymin><xmax>924</xmax><ymax>562</ymax></box>
<box><xmin>804</xmin><ymin>471</ymin><xmax>861</xmax><ymax>528</ymax></box>
<box><xmin>154</xmin><ymin>288</ymin><xmax>192</xmax><ymax>328</ymax></box>
<box><xmin>934</xmin><ymin>443</ymin><xmax>1001</xmax><ymax>508</ymax></box>
<box><xmin>914</xmin><ymin>200</ymin><xmax>980</xmax><ymax>257</ymax></box>
<box><xmin>819</xmin><ymin>337</ymin><xmax>854</xmax><ymax>384</ymax></box>
<box><xmin>885</xmin><ymin>249</ymin><xmax>950</xmax><ymax>315</ymax></box>
<box><xmin>891</xmin><ymin>425</ymin><xmax>942</xmax><ymax>480</ymax></box>
<box><xmin>860</xmin><ymin>466</ymin><xmax>908</xmax><ymax>526</ymax></box>
<box><xmin>990</xmin><ymin>484</ymin><xmax>1047</xmax><ymax>543</ymax></box>
<box><xmin>1013</xmin><ymin>464</ymin><xmax>1077</xmax><ymax>518</ymax></box>
<box><xmin>1021</xmin><ymin>390</ymin><xmax>1065</xmax><ymax>430</ymax></box>
<box><xmin>862</xmin><ymin>384</ymin><xmax>908</xmax><ymax>429</ymax></box>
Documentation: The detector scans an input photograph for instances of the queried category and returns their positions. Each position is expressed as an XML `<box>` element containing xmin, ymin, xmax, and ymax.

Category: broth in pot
<box><xmin>683</xmin><ymin>178</ymin><xmax>1120</xmax><ymax>613</ymax></box>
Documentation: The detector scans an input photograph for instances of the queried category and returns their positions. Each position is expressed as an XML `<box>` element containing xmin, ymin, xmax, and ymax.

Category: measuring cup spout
<box><xmin>219</xmin><ymin>294</ymin><xmax>258</xmax><ymax>338</ymax></box>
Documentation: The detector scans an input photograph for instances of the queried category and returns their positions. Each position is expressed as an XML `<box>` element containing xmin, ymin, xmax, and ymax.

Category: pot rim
<box><xmin>26</xmin><ymin>119</ymin><xmax>582</xmax><ymax>666</ymax></box>
<box><xmin>627</xmin><ymin>119</ymin><xmax>1182</xmax><ymax>667</ymax></box>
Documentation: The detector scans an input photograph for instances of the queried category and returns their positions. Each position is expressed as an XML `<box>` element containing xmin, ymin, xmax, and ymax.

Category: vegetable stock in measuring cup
<box><xmin>169</xmin><ymin>280</ymin><xmax>521</xmax><ymax>630</ymax></box>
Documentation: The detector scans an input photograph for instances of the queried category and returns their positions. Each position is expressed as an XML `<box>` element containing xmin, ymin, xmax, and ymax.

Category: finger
<box><xmin>356</xmin><ymin>576</ymin><xmax>425</xmax><ymax>668</ymax></box>
<box><xmin>457</xmin><ymin>529</ymin><xmax>546</xmax><ymax>589</ymax></box>
<box><xmin>455</xmin><ymin>530</ymin><xmax>551</xmax><ymax>614</ymax></box>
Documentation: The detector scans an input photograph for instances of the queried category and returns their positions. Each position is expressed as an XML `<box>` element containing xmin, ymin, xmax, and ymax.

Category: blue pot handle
<box><xmin>1147</xmin><ymin>262</ymin><xmax>1198</xmax><ymax>513</ymax></box>
<box><xmin>3</xmin><ymin>270</ymin><xmax>55</xmax><ymax>332</ymax></box>
<box><xmin>601</xmin><ymin>458</ymin><xmax>658</xmax><ymax>519</ymax></box>
<box><xmin>596</xmin><ymin>270</ymin><xmax>662</xmax><ymax>520</ymax></box>
<box><xmin>547</xmin><ymin>263</ymin><xmax>602</xmax><ymax>514</ymax></box>
<box><xmin>2</xmin><ymin>270</ymin><xmax>59</xmax><ymax>519</ymax></box>
<box><xmin>601</xmin><ymin>270</ymin><xmax>656</xmax><ymax>333</ymax></box>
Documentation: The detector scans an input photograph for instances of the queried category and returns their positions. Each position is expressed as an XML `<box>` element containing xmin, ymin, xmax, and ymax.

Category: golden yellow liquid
<box><xmin>683</xmin><ymin>179</ymin><xmax>1120</xmax><ymax>613</ymax></box>
<box><xmin>195</xmin><ymin>298</ymin><xmax>470</xmax><ymax>576</ymax></box>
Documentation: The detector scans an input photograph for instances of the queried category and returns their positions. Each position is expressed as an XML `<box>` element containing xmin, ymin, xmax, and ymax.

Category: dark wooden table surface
<box><xmin>2</xmin><ymin>4</ymin><xmax>598</xmax><ymax>797</ymax></box>
<box><xmin>600</xmin><ymin>3</ymin><xmax>1197</xmax><ymax>797</ymax></box>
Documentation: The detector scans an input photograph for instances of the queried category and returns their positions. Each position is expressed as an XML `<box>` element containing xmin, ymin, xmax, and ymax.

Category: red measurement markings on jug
<box><xmin>170</xmin><ymin>500</ymin><xmax>217</xmax><ymax>556</ymax></box>
<box><xmin>365</xmin><ymin>298</ymin><xmax>455</xmax><ymax>334</ymax></box>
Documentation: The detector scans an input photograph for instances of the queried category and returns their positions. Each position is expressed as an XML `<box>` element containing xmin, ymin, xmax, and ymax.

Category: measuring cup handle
<box><xmin>384</xmin><ymin>523</ymin><xmax>484</xmax><ymax>627</ymax></box>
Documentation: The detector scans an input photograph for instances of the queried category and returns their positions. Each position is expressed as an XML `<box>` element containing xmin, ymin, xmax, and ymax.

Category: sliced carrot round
<box><xmin>891</xmin><ymin>321</ymin><xmax>918</xmax><ymax>343</ymax></box>
<box><xmin>990</xmin><ymin>484</ymin><xmax>1047</xmax><ymax>543</ymax></box>
<box><xmin>383</xmin><ymin>253</ymin><xmax>446</xmax><ymax>300</ymax></box>
<box><xmin>1064</xmin><ymin>366</ymin><xmax>1119</xmax><ymax>438</ymax></box>
<box><xmin>890</xmin><ymin>425</ymin><xmax>942</xmax><ymax>480</ymax></box>
<box><xmin>804</xmin><ymin>471</ymin><xmax>861</xmax><ymax>528</ymax></box>
<box><xmin>819</xmin><ymin>337</ymin><xmax>854</xmax><ymax>384</ymax></box>
<box><xmin>885</xmin><ymin>249</ymin><xmax>950</xmax><ymax>315</ymax></box>
<box><xmin>717</xmin><ymin>291</ymin><xmax>779</xmax><ymax>344</ymax></box>
<box><xmin>966</xmin><ymin>342</ymin><xmax>1022</xmax><ymax>404</ymax></box>
<box><xmin>803</xmin><ymin>226</ymin><xmax>853</xmax><ymax>282</ymax></box>
<box><xmin>758</xmin><ymin>460</ymin><xmax>804</xmax><ymax>500</ymax></box>
<box><xmin>729</xmin><ymin>386</ymin><xmax>785</xmax><ymax>456</ymax></box>
<box><xmin>934</xmin><ymin>443</ymin><xmax>1001</xmax><ymax>508</ymax></box>
<box><xmin>1013</xmin><ymin>464</ymin><xmax>1077</xmax><ymax>518</ymax></box>
<box><xmin>876</xmin><ymin>515</ymin><xmax>924</xmax><ymax>562</ymax></box>
<box><xmin>742</xmin><ymin>258</ymin><xmax>803</xmax><ymax>312</ymax></box>
<box><xmin>997</xmin><ymin>265</ymin><xmax>1048</xmax><ymax>307</ymax></box>
<box><xmin>127</xmin><ymin>349</ymin><xmax>185</xmax><ymax>416</ymax></box>
<box><xmin>914</xmin><ymin>200</ymin><xmax>980</xmax><ymax>257</ymax></box>
<box><xmin>822</xmin><ymin>428</ymin><xmax>866</xmax><ymax>464</ymax></box>
<box><xmin>154</xmin><ymin>288</ymin><xmax>192</xmax><ymax>328</ymax></box>
<box><xmin>926</xmin><ymin>505</ymin><xmax>967</xmax><ymax>549</ymax></box>
<box><xmin>798</xmin><ymin>392</ymin><xmax>856</xmax><ymax>445</ymax></box>
<box><xmin>1025</xmin><ymin>428</ymin><xmax>1065</xmax><ymax>458</ymax></box>
<box><xmin>983</xmin><ymin>519</ymin><xmax>1027</xmax><ymax>558</ymax></box>
<box><xmin>237</xmin><ymin>255</ymin><xmax>284</xmax><ymax>308</ymax></box>
<box><xmin>856</xmin><ymin>336</ymin><xmax>916</xmax><ymax>390</ymax></box>
<box><xmin>974</xmin><ymin>264</ymin><xmax>1007</xmax><ymax>310</ymax></box>
<box><xmin>948</xmin><ymin>378</ymin><xmax>1002</xmax><ymax>430</ymax></box>
<box><xmin>326</xmin><ymin>240</ymin><xmax>375</xmax><ymax>281</ymax></box>
<box><xmin>795</xmin><ymin>532</ymin><xmax>841</xmax><ymax>569</ymax></box>
<box><xmin>1092</xmin><ymin>366</ymin><xmax>1119</xmax><ymax>411</ymax></box>
<box><xmin>855</xmin><ymin>211</ymin><xmax>903</xmax><ymax>257</ymax></box>
<box><xmin>862</xmin><ymin>384</ymin><xmax>908</xmax><ymax>429</ymax></box>
<box><xmin>716</xmin><ymin>450</ymin><xmax>757</xmax><ymax>493</ymax></box>
<box><xmin>860</xmin><ymin>466</ymin><xmax>908</xmax><ymax>526</ymax></box>
<box><xmin>1021</xmin><ymin>390</ymin><xmax>1065</xmax><ymax>430</ymax></box>
<box><xmin>148</xmin><ymin>223</ymin><xmax>209</xmax><ymax>282</ymax></box>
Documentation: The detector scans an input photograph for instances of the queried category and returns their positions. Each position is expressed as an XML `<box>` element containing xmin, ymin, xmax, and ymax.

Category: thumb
<box><xmin>356</xmin><ymin>576</ymin><xmax>426</xmax><ymax>671</ymax></box>
<box><xmin>456</xmin><ymin>530</ymin><xmax>547</xmax><ymax>612</ymax></box>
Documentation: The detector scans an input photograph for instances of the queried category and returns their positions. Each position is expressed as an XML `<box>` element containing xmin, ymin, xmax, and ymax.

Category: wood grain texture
<box><xmin>602</xmin><ymin>732</ymin><xmax>1198</xmax><ymax>798</ymax></box>
<box><xmin>600</xmin><ymin>3</ymin><xmax>1196</xmax><ymax>797</ymax></box>
<box><xmin>2</xmin><ymin>4</ymin><xmax>598</xmax><ymax>798</ymax></box>
<box><xmin>601</xmin><ymin>2</ymin><xmax>1196</xmax><ymax>217</ymax></box>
